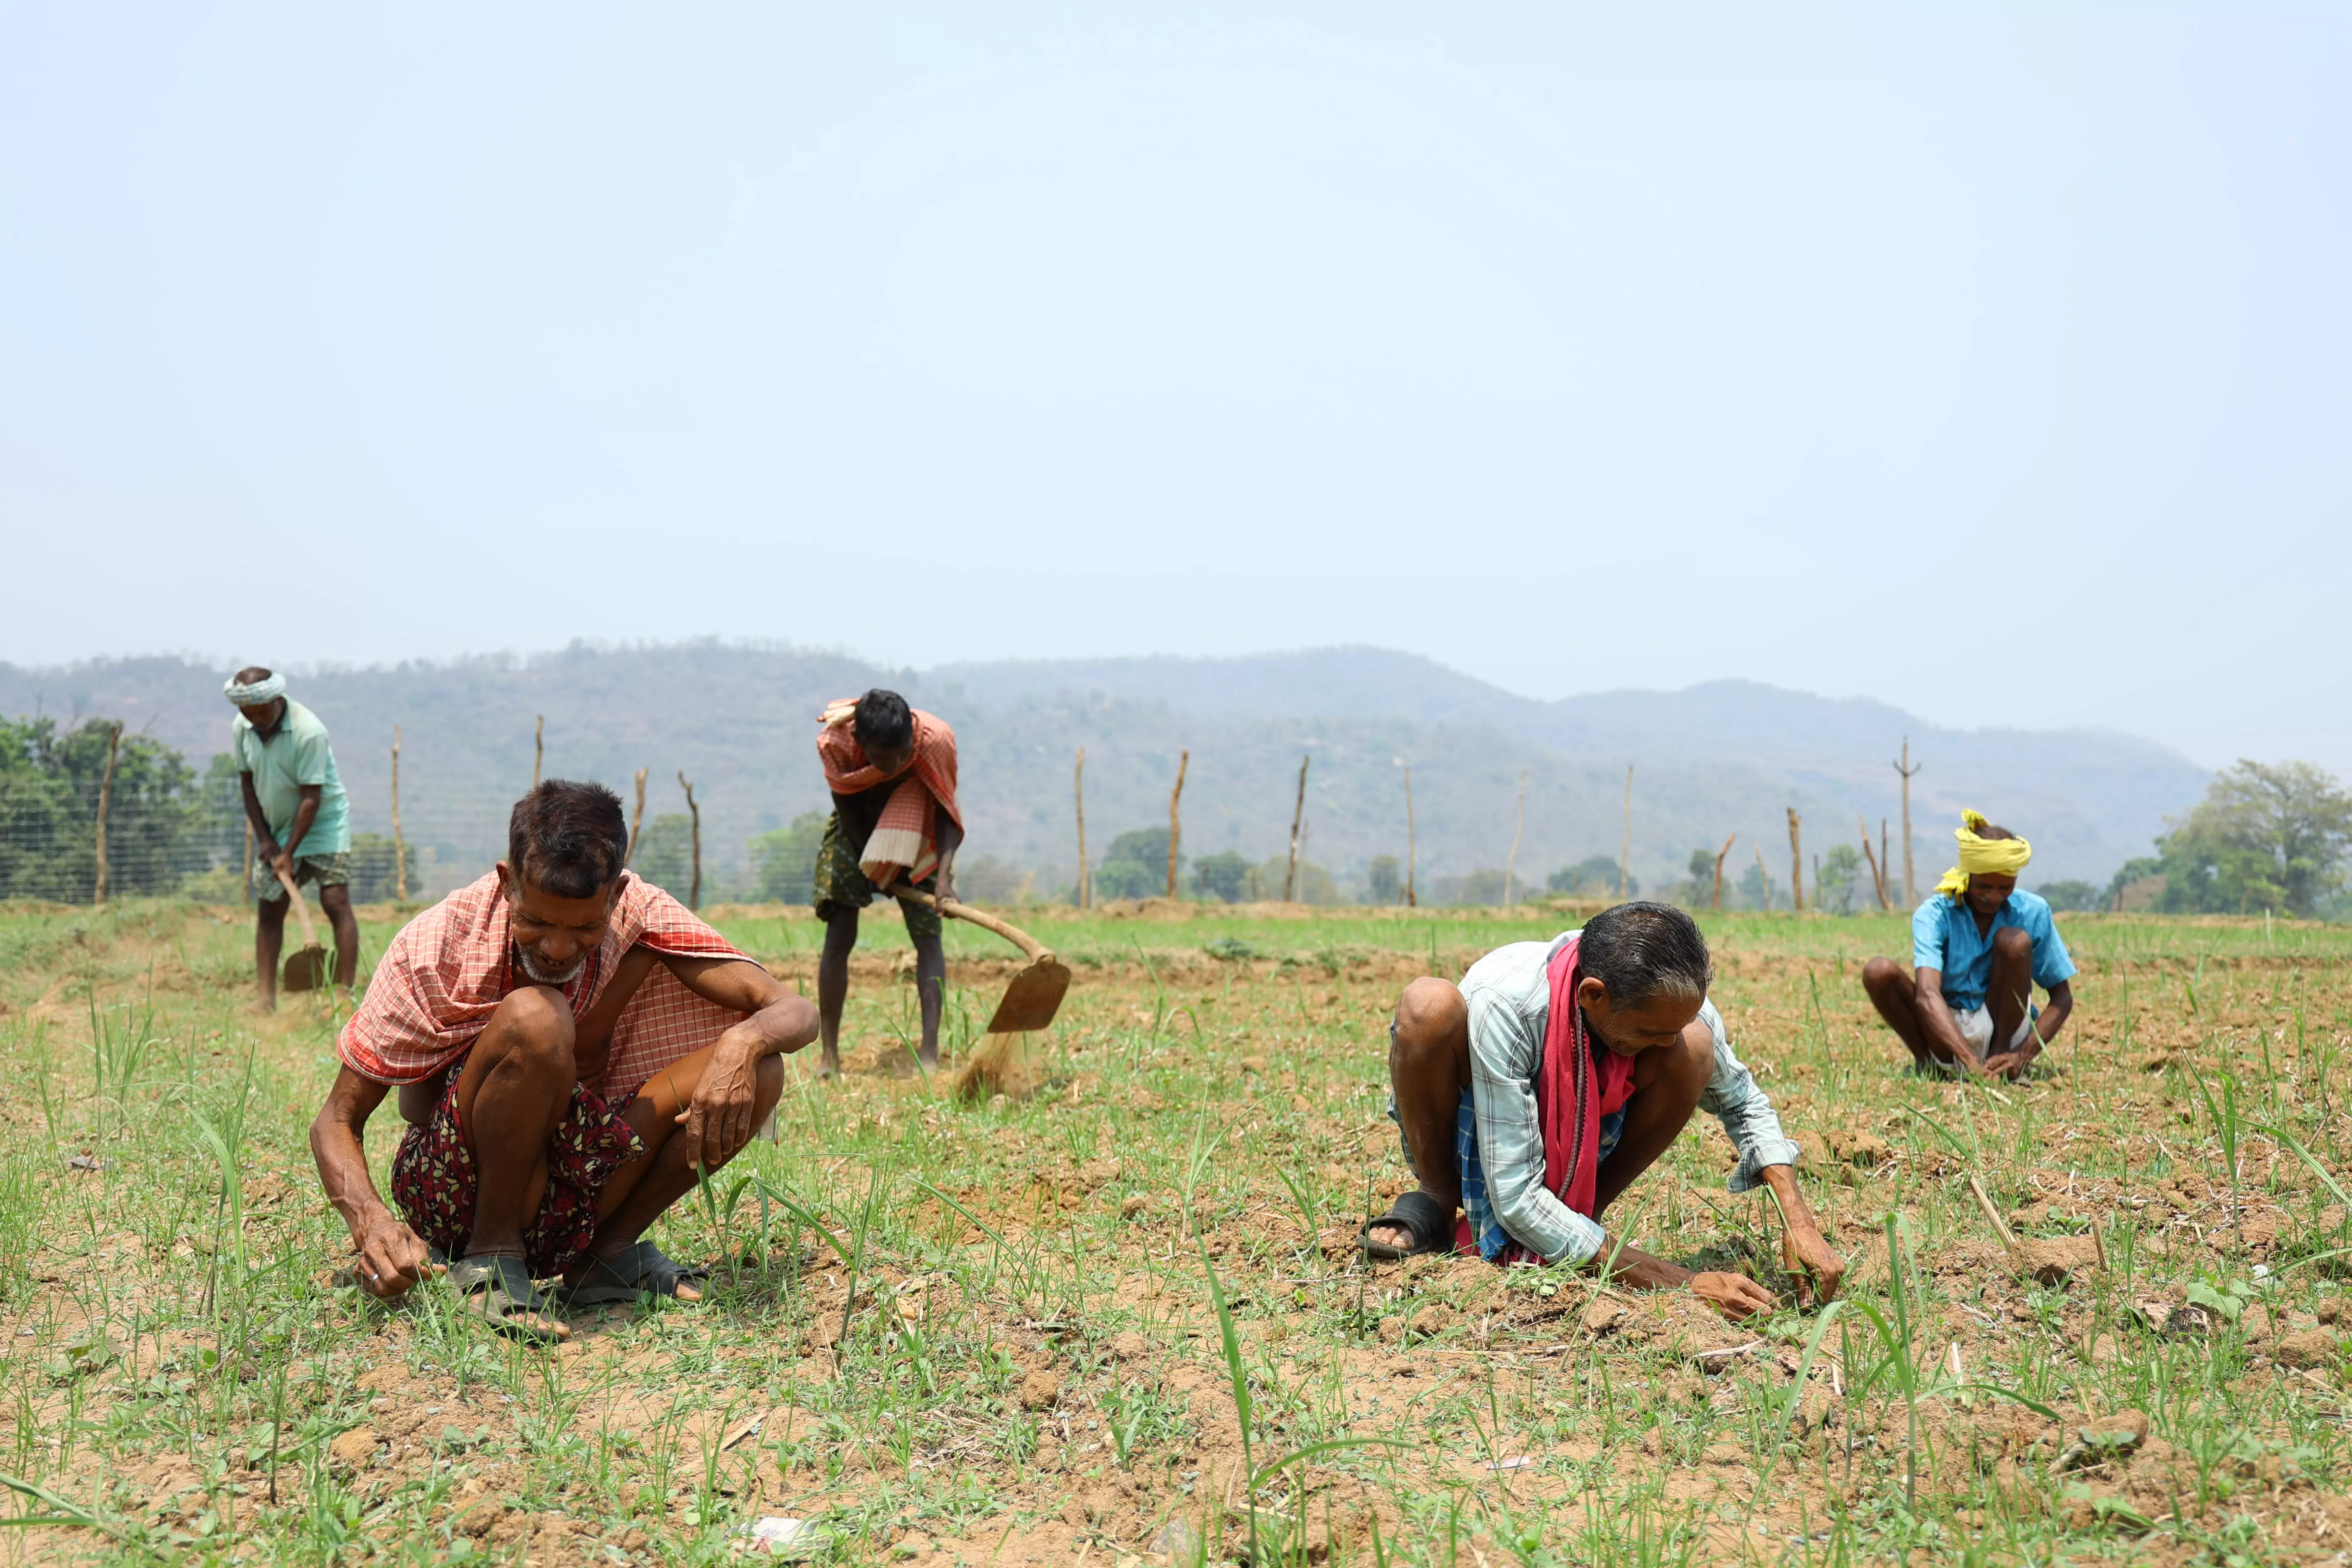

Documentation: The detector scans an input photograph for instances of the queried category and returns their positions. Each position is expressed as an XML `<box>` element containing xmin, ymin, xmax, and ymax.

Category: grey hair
<box><xmin>508</xmin><ymin>780</ymin><xmax>630</xmax><ymax>899</ymax></box>
<box><xmin>1578</xmin><ymin>901</ymin><xmax>1713</xmax><ymax>1009</ymax></box>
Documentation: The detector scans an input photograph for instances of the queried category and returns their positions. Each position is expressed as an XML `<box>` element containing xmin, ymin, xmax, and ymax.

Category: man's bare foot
<box><xmin>818</xmin><ymin>1049</ymin><xmax>842</xmax><ymax>1080</ymax></box>
<box><xmin>916</xmin><ymin>1047</ymin><xmax>940</xmax><ymax>1072</ymax></box>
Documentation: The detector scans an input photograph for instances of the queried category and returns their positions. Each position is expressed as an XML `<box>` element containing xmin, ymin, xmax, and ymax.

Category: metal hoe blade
<box><xmin>983</xmin><ymin>957</ymin><xmax>1071</xmax><ymax>1034</ymax></box>
<box><xmin>272</xmin><ymin>864</ymin><xmax>329</xmax><ymax>992</ymax></box>
<box><xmin>282</xmin><ymin>944</ymin><xmax>328</xmax><ymax>992</ymax></box>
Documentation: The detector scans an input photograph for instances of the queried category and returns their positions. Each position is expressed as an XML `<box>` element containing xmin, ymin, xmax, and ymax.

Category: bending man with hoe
<box><xmin>1862</xmin><ymin>810</ymin><xmax>2075</xmax><ymax>1081</ymax></box>
<box><xmin>226</xmin><ymin>668</ymin><xmax>358</xmax><ymax>1006</ymax></box>
<box><xmin>311</xmin><ymin>781</ymin><xmax>818</xmax><ymax>1340</ymax></box>
<box><xmin>813</xmin><ymin>690</ymin><xmax>962</xmax><ymax>1076</ymax></box>
<box><xmin>1363</xmin><ymin>902</ymin><xmax>1846</xmax><ymax>1322</ymax></box>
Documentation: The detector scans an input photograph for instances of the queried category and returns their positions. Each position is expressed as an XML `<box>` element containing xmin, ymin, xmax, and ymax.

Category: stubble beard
<box><xmin>514</xmin><ymin>945</ymin><xmax>587</xmax><ymax>987</ymax></box>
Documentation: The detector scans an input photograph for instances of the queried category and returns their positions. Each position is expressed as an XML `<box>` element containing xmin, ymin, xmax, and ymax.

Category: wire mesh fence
<box><xmin>0</xmin><ymin>712</ymin><xmax>782</xmax><ymax>908</ymax></box>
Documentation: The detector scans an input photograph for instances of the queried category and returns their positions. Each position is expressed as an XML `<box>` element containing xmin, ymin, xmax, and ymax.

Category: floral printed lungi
<box><xmin>389</xmin><ymin>1063</ymin><xmax>644</xmax><ymax>1279</ymax></box>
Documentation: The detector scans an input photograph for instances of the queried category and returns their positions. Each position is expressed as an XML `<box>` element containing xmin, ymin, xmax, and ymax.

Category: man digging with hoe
<box><xmin>1364</xmin><ymin>902</ymin><xmax>1847</xmax><ymax>1321</ymax></box>
<box><xmin>225</xmin><ymin>668</ymin><xmax>358</xmax><ymax>1008</ymax></box>
<box><xmin>812</xmin><ymin>689</ymin><xmax>963</xmax><ymax>1077</ymax></box>
<box><xmin>311</xmin><ymin>781</ymin><xmax>818</xmax><ymax>1340</ymax></box>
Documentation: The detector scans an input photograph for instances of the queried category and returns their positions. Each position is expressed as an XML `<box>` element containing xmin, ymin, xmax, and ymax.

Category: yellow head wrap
<box><xmin>1935</xmin><ymin>810</ymin><xmax>2031</xmax><ymax>900</ymax></box>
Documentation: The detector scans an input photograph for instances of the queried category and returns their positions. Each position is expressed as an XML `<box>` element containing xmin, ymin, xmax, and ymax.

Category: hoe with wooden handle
<box><xmin>273</xmin><ymin>864</ymin><xmax>331</xmax><ymax>992</ymax></box>
<box><xmin>885</xmin><ymin>882</ymin><xmax>1069</xmax><ymax>1033</ymax></box>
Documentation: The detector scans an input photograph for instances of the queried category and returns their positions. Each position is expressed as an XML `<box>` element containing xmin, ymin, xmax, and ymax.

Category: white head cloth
<box><xmin>223</xmin><ymin>672</ymin><xmax>287</xmax><ymax>707</ymax></box>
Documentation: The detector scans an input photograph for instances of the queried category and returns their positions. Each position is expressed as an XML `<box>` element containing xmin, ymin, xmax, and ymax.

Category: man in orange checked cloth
<box><xmin>812</xmin><ymin>689</ymin><xmax>963</xmax><ymax>1077</ymax></box>
<box><xmin>310</xmin><ymin>781</ymin><xmax>817</xmax><ymax>1341</ymax></box>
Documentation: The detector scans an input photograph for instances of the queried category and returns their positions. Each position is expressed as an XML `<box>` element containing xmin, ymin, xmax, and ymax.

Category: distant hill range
<box><xmin>0</xmin><ymin>643</ymin><xmax>2206</xmax><ymax>902</ymax></box>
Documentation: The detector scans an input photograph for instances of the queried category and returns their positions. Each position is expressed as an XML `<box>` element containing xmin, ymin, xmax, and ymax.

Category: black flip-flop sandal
<box><xmin>563</xmin><ymin>1240</ymin><xmax>710</xmax><ymax>1305</ymax></box>
<box><xmin>1361</xmin><ymin>1190</ymin><xmax>1455</xmax><ymax>1260</ymax></box>
<box><xmin>448</xmin><ymin>1253</ymin><xmax>568</xmax><ymax>1343</ymax></box>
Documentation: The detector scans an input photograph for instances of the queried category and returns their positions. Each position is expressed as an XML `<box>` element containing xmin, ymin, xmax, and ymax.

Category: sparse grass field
<box><xmin>0</xmin><ymin>897</ymin><xmax>2348</xmax><ymax>1566</ymax></box>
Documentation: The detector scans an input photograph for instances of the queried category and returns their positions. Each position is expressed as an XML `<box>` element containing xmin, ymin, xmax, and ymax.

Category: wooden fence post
<box><xmin>1711</xmin><ymin>833</ymin><xmax>1736</xmax><ymax>911</ymax></box>
<box><xmin>1074</xmin><ymin>748</ymin><xmax>1089</xmax><ymax>910</ymax></box>
<box><xmin>1786</xmin><ymin>807</ymin><xmax>1805</xmax><ymax>913</ymax></box>
<box><xmin>92</xmin><ymin>722</ymin><xmax>122</xmax><ymax>903</ymax></box>
<box><xmin>627</xmin><ymin>769</ymin><xmax>647</xmax><ymax>867</ymax></box>
<box><xmin>533</xmin><ymin>716</ymin><xmax>544</xmax><ymax>789</ymax></box>
<box><xmin>391</xmin><ymin>725</ymin><xmax>408</xmax><ymax>903</ymax></box>
<box><xmin>1893</xmin><ymin>739</ymin><xmax>1920</xmax><ymax>904</ymax></box>
<box><xmin>1753</xmin><ymin>843</ymin><xmax>1771</xmax><ymax>910</ymax></box>
<box><xmin>1619</xmin><ymin>766</ymin><xmax>1633</xmax><ymax>899</ymax></box>
<box><xmin>1166</xmin><ymin>749</ymin><xmax>1188</xmax><ymax>899</ymax></box>
<box><xmin>1404</xmin><ymin>766</ymin><xmax>1417</xmax><ymax>908</ymax></box>
<box><xmin>1504</xmin><ymin>771</ymin><xmax>1527</xmax><ymax>905</ymax></box>
<box><xmin>1859</xmin><ymin>815</ymin><xmax>1890</xmax><ymax>910</ymax></box>
<box><xmin>1284</xmin><ymin>755</ymin><xmax>1310</xmax><ymax>902</ymax></box>
<box><xmin>678</xmin><ymin>770</ymin><xmax>701</xmax><ymax>910</ymax></box>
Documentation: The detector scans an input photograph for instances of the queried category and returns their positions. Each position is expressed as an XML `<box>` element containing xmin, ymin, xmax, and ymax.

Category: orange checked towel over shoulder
<box><xmin>338</xmin><ymin>871</ymin><xmax>749</xmax><ymax>1099</ymax></box>
<box><xmin>816</xmin><ymin>699</ymin><xmax>962</xmax><ymax>884</ymax></box>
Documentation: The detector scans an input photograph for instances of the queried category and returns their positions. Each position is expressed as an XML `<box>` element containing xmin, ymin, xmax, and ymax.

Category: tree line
<box><xmin>2040</xmin><ymin>760</ymin><xmax>2352</xmax><ymax>919</ymax></box>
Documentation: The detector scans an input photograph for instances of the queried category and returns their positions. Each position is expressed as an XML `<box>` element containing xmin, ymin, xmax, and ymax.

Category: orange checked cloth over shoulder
<box><xmin>816</xmin><ymin>698</ymin><xmax>962</xmax><ymax>883</ymax></box>
<box><xmin>337</xmin><ymin>871</ymin><xmax>750</xmax><ymax>1100</ymax></box>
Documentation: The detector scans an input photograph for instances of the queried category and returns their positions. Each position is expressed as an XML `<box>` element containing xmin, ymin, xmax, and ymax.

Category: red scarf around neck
<box><xmin>1476</xmin><ymin>936</ymin><xmax>1639</xmax><ymax>1262</ymax></box>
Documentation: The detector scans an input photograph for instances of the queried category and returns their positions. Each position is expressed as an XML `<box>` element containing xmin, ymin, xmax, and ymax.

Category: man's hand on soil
<box><xmin>1691</xmin><ymin>1271</ymin><xmax>1779</xmax><ymax>1321</ymax></box>
<box><xmin>357</xmin><ymin>1218</ymin><xmax>438</xmax><ymax>1299</ymax></box>
<box><xmin>1783</xmin><ymin>1226</ymin><xmax>1848</xmax><ymax>1308</ymax></box>
<box><xmin>679</xmin><ymin>1038</ymin><xmax>762</xmax><ymax>1168</ymax></box>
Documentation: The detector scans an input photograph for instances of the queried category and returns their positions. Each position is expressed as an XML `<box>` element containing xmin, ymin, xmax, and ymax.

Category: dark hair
<box><xmin>234</xmin><ymin>665</ymin><xmax>273</xmax><ymax>684</ymax></box>
<box><xmin>507</xmin><ymin>780</ymin><xmax>630</xmax><ymax>899</ymax></box>
<box><xmin>1975</xmin><ymin>823</ymin><xmax>2016</xmax><ymax>842</ymax></box>
<box><xmin>1579</xmin><ymin>901</ymin><xmax>1712</xmax><ymax>1009</ymax></box>
<box><xmin>853</xmin><ymin>689</ymin><xmax>915</xmax><ymax>753</ymax></box>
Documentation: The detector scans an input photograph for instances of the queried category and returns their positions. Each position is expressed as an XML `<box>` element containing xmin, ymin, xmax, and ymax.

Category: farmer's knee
<box><xmin>1659</xmin><ymin>1021</ymin><xmax>1713</xmax><ymax>1104</ymax></box>
<box><xmin>490</xmin><ymin>986</ymin><xmax>576</xmax><ymax>1073</ymax></box>
<box><xmin>754</xmin><ymin>1054</ymin><xmax>784</xmax><ymax>1115</ymax></box>
<box><xmin>1861</xmin><ymin>956</ymin><xmax>1904</xmax><ymax>994</ymax></box>
<box><xmin>1992</xmin><ymin>926</ymin><xmax>2032</xmax><ymax>962</ymax></box>
<box><xmin>1393</xmin><ymin>978</ymin><xmax>1466</xmax><ymax>1055</ymax></box>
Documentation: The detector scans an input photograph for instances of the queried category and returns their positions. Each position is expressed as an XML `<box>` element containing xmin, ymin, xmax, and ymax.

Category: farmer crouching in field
<box><xmin>225</xmin><ymin>668</ymin><xmax>359</xmax><ymax>1008</ymax></box>
<box><xmin>1362</xmin><ymin>902</ymin><xmax>1847</xmax><ymax>1322</ymax></box>
<box><xmin>1861</xmin><ymin>810</ymin><xmax>2075</xmax><ymax>1081</ymax></box>
<box><xmin>813</xmin><ymin>690</ymin><xmax>963</xmax><ymax>1077</ymax></box>
<box><xmin>310</xmin><ymin>781</ymin><xmax>818</xmax><ymax>1341</ymax></box>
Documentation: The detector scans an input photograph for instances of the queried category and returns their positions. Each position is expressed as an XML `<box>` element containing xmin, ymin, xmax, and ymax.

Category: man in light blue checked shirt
<box><xmin>1364</xmin><ymin>902</ymin><xmax>1847</xmax><ymax>1322</ymax></box>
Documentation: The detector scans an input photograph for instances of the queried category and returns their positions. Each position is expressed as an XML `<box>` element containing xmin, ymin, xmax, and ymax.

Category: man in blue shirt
<box><xmin>1863</xmin><ymin>812</ymin><xmax>2076</xmax><ymax>1079</ymax></box>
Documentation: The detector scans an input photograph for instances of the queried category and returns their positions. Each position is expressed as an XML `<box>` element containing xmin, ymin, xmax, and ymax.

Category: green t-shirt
<box><xmin>232</xmin><ymin>699</ymin><xmax>351</xmax><ymax>857</ymax></box>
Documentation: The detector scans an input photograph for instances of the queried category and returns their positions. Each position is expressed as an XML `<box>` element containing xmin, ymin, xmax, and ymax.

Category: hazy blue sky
<box><xmin>4</xmin><ymin>5</ymin><xmax>2347</xmax><ymax>774</ymax></box>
